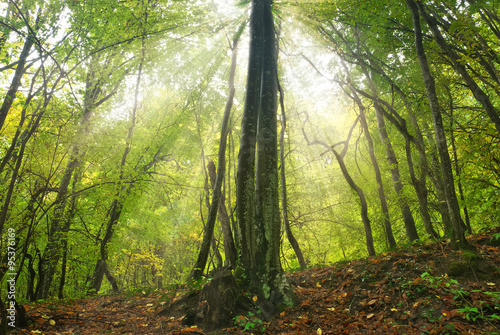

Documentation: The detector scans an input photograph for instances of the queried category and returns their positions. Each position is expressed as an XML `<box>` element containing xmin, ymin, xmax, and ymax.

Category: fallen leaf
<box><xmin>253</xmin><ymin>295</ymin><xmax>258</xmax><ymax>302</ymax></box>
<box><xmin>368</xmin><ymin>299</ymin><xmax>377</xmax><ymax>305</ymax></box>
<box><xmin>327</xmin><ymin>307</ymin><xmax>335</xmax><ymax>311</ymax></box>
<box><xmin>367</xmin><ymin>313</ymin><xmax>375</xmax><ymax>319</ymax></box>
<box><xmin>487</xmin><ymin>282</ymin><xmax>495</xmax><ymax>286</ymax></box>
<box><xmin>316</xmin><ymin>282</ymin><xmax>322</xmax><ymax>288</ymax></box>
<box><xmin>49</xmin><ymin>319</ymin><xmax>56</xmax><ymax>326</ymax></box>
<box><xmin>300</xmin><ymin>299</ymin><xmax>310</xmax><ymax>308</ymax></box>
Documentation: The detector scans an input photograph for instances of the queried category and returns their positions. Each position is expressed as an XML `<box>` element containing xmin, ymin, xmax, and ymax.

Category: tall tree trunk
<box><xmin>236</xmin><ymin>0</ymin><xmax>294</xmax><ymax>305</ymax></box>
<box><xmin>406</xmin><ymin>0</ymin><xmax>467</xmax><ymax>248</ymax></box>
<box><xmin>236</xmin><ymin>0</ymin><xmax>263</xmax><ymax>273</ymax></box>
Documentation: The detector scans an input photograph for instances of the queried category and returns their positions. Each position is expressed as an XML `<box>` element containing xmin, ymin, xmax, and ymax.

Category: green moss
<box><xmin>262</xmin><ymin>283</ymin><xmax>271</xmax><ymax>299</ymax></box>
<box><xmin>461</xmin><ymin>250</ymin><xmax>480</xmax><ymax>262</ymax></box>
<box><xmin>448</xmin><ymin>261</ymin><xmax>467</xmax><ymax>276</ymax></box>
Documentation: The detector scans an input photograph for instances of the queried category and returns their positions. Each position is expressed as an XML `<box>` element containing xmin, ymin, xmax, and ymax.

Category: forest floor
<box><xmin>9</xmin><ymin>227</ymin><xmax>500</xmax><ymax>335</ymax></box>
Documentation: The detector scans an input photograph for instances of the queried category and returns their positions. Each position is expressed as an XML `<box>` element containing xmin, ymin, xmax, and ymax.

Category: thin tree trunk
<box><xmin>89</xmin><ymin>55</ymin><xmax>143</xmax><ymax>292</ymax></box>
<box><xmin>350</xmin><ymin>50</ymin><xmax>438</xmax><ymax>239</ymax></box>
<box><xmin>448</xmin><ymin>91</ymin><xmax>472</xmax><ymax>234</ymax></box>
<box><xmin>189</xmin><ymin>30</ymin><xmax>240</xmax><ymax>279</ymax></box>
<box><xmin>372</xmin><ymin>101</ymin><xmax>419</xmax><ymax>241</ymax></box>
<box><xmin>207</xmin><ymin>161</ymin><xmax>237</xmax><ymax>268</ymax></box>
<box><xmin>278</xmin><ymin>78</ymin><xmax>307</xmax><ymax>269</ymax></box>
<box><xmin>90</xmin><ymin>199</ymin><xmax>123</xmax><ymax>294</ymax></box>
<box><xmin>302</xmin><ymin>115</ymin><xmax>376</xmax><ymax>256</ymax></box>
<box><xmin>344</xmin><ymin>81</ymin><xmax>397</xmax><ymax>249</ymax></box>
<box><xmin>356</xmin><ymin>66</ymin><xmax>420</xmax><ymax>242</ymax></box>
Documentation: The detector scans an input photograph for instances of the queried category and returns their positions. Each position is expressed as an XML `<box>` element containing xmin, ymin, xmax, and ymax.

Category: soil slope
<box><xmin>8</xmin><ymin>227</ymin><xmax>500</xmax><ymax>334</ymax></box>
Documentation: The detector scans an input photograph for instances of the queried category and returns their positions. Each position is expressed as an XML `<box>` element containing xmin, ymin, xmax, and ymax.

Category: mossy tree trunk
<box><xmin>236</xmin><ymin>0</ymin><xmax>294</xmax><ymax>305</ymax></box>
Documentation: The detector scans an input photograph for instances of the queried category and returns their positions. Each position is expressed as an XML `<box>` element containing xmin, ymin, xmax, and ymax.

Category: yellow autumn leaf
<box><xmin>327</xmin><ymin>307</ymin><xmax>335</xmax><ymax>311</ymax></box>
<box><xmin>252</xmin><ymin>295</ymin><xmax>258</xmax><ymax>302</ymax></box>
<box><xmin>391</xmin><ymin>308</ymin><xmax>398</xmax><ymax>312</ymax></box>
<box><xmin>316</xmin><ymin>282</ymin><xmax>321</xmax><ymax>288</ymax></box>
<box><xmin>366</xmin><ymin>313</ymin><xmax>375</xmax><ymax>319</ymax></box>
<box><xmin>49</xmin><ymin>319</ymin><xmax>56</xmax><ymax>326</ymax></box>
<box><xmin>487</xmin><ymin>282</ymin><xmax>495</xmax><ymax>286</ymax></box>
<box><xmin>317</xmin><ymin>328</ymin><xmax>322</xmax><ymax>334</ymax></box>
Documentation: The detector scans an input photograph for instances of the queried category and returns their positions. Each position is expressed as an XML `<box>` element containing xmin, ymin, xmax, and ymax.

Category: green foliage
<box><xmin>2</xmin><ymin>0</ymin><xmax>500</xmax><ymax>304</ymax></box>
<box><xmin>410</xmin><ymin>272</ymin><xmax>500</xmax><ymax>324</ymax></box>
<box><xmin>233</xmin><ymin>307</ymin><xmax>266</xmax><ymax>332</ymax></box>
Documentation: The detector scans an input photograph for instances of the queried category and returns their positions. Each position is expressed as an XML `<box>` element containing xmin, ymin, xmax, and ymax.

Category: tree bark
<box><xmin>236</xmin><ymin>0</ymin><xmax>295</xmax><ymax>305</ymax></box>
<box><xmin>236</xmin><ymin>0</ymin><xmax>264</xmax><ymax>273</ymax></box>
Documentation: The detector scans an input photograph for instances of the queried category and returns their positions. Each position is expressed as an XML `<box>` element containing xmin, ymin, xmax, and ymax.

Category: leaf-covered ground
<box><xmin>9</xmin><ymin>227</ymin><xmax>500</xmax><ymax>334</ymax></box>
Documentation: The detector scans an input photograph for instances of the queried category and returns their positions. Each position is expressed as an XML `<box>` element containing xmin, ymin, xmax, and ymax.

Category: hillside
<box><xmin>9</xmin><ymin>227</ymin><xmax>500</xmax><ymax>334</ymax></box>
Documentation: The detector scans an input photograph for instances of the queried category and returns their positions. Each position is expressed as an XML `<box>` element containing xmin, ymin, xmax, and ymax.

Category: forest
<box><xmin>0</xmin><ymin>0</ymin><xmax>499</xmax><ymax>333</ymax></box>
